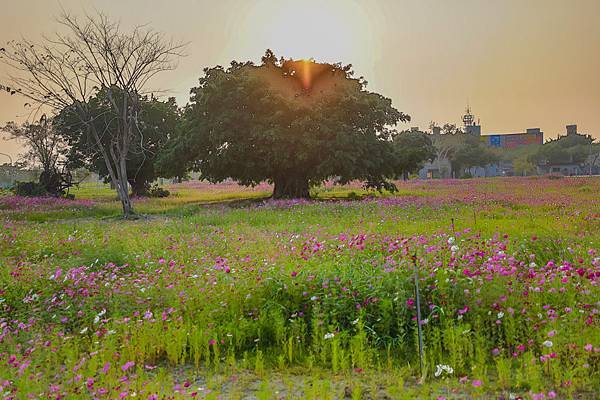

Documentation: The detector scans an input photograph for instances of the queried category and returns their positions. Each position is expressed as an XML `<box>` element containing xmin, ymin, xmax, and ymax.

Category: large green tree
<box><xmin>55</xmin><ymin>89</ymin><xmax>180</xmax><ymax>196</ymax></box>
<box><xmin>393</xmin><ymin>129</ymin><xmax>436</xmax><ymax>180</ymax></box>
<box><xmin>169</xmin><ymin>50</ymin><xmax>410</xmax><ymax>198</ymax></box>
<box><xmin>450</xmin><ymin>135</ymin><xmax>499</xmax><ymax>177</ymax></box>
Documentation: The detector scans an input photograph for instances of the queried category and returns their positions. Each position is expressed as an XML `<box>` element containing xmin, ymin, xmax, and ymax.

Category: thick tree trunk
<box><xmin>130</xmin><ymin>179</ymin><xmax>149</xmax><ymax>197</ymax></box>
<box><xmin>272</xmin><ymin>176</ymin><xmax>310</xmax><ymax>199</ymax></box>
<box><xmin>116</xmin><ymin>184</ymin><xmax>134</xmax><ymax>217</ymax></box>
<box><xmin>87</xmin><ymin>125</ymin><xmax>135</xmax><ymax>218</ymax></box>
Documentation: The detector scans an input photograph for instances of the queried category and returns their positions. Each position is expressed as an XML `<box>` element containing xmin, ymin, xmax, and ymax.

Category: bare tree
<box><xmin>0</xmin><ymin>12</ymin><xmax>184</xmax><ymax>217</ymax></box>
<box><xmin>1</xmin><ymin>115</ymin><xmax>68</xmax><ymax>194</ymax></box>
<box><xmin>429</xmin><ymin>122</ymin><xmax>462</xmax><ymax>178</ymax></box>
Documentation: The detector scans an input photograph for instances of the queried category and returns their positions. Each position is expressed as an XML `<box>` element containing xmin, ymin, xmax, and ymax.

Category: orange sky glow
<box><xmin>1</xmin><ymin>0</ymin><xmax>599</xmax><ymax>161</ymax></box>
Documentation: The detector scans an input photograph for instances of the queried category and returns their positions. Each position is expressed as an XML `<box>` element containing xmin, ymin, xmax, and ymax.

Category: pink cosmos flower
<box><xmin>121</xmin><ymin>361</ymin><xmax>135</xmax><ymax>372</ymax></box>
<box><xmin>472</xmin><ymin>380</ymin><xmax>482</xmax><ymax>387</ymax></box>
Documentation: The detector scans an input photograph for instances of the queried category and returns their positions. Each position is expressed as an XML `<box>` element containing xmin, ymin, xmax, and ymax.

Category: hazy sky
<box><xmin>1</xmin><ymin>0</ymin><xmax>599</xmax><ymax>162</ymax></box>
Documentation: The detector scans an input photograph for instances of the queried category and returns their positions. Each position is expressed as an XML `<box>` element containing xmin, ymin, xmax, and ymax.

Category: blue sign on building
<box><xmin>489</xmin><ymin>135</ymin><xmax>502</xmax><ymax>147</ymax></box>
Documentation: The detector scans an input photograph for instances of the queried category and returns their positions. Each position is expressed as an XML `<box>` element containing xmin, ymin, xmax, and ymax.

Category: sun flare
<box><xmin>237</xmin><ymin>0</ymin><xmax>374</xmax><ymax>64</ymax></box>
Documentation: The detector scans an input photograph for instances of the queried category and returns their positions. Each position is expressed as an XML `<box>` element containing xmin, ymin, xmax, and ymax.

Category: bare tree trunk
<box><xmin>102</xmin><ymin>89</ymin><xmax>136</xmax><ymax>219</ymax></box>
<box><xmin>89</xmin><ymin>122</ymin><xmax>135</xmax><ymax>219</ymax></box>
<box><xmin>114</xmin><ymin>143</ymin><xmax>135</xmax><ymax>218</ymax></box>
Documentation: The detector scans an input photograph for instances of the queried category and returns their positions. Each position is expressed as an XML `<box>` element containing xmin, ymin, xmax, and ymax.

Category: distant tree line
<box><xmin>423</xmin><ymin>122</ymin><xmax>599</xmax><ymax>178</ymax></box>
<box><xmin>424</xmin><ymin>123</ymin><xmax>499</xmax><ymax>178</ymax></box>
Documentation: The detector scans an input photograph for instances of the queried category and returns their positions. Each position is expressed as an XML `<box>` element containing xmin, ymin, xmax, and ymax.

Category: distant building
<box><xmin>463</xmin><ymin>106</ymin><xmax>482</xmax><ymax>136</ymax></box>
<box><xmin>536</xmin><ymin>124</ymin><xmax>598</xmax><ymax>176</ymax></box>
<box><xmin>482</xmin><ymin>128</ymin><xmax>543</xmax><ymax>149</ymax></box>
<box><xmin>419</xmin><ymin>106</ymin><xmax>544</xmax><ymax>179</ymax></box>
<box><xmin>460</xmin><ymin>106</ymin><xmax>544</xmax><ymax>149</ymax></box>
<box><xmin>542</xmin><ymin>163</ymin><xmax>583</xmax><ymax>176</ymax></box>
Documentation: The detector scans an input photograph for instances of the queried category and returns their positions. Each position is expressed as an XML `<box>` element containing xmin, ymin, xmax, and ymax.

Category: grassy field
<box><xmin>0</xmin><ymin>176</ymin><xmax>598</xmax><ymax>399</ymax></box>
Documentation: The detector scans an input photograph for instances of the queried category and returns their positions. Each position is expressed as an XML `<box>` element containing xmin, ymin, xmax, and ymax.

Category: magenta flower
<box><xmin>102</xmin><ymin>362</ymin><xmax>110</xmax><ymax>374</ymax></box>
<box><xmin>121</xmin><ymin>361</ymin><xmax>135</xmax><ymax>372</ymax></box>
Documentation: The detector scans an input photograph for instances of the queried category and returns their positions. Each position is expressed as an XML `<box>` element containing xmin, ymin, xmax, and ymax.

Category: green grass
<box><xmin>0</xmin><ymin>177</ymin><xmax>598</xmax><ymax>399</ymax></box>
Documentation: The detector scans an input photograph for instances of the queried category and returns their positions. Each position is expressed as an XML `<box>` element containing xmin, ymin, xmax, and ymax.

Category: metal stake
<box><xmin>413</xmin><ymin>253</ymin><xmax>425</xmax><ymax>379</ymax></box>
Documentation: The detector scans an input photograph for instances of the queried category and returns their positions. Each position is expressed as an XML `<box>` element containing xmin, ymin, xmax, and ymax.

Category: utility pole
<box><xmin>590</xmin><ymin>140</ymin><xmax>593</xmax><ymax>176</ymax></box>
<box><xmin>413</xmin><ymin>253</ymin><xmax>425</xmax><ymax>381</ymax></box>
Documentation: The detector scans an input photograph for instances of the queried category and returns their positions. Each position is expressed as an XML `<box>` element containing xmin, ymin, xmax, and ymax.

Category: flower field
<box><xmin>0</xmin><ymin>177</ymin><xmax>598</xmax><ymax>399</ymax></box>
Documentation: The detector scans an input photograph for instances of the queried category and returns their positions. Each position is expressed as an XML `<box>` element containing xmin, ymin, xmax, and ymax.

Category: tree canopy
<box><xmin>1</xmin><ymin>115</ymin><xmax>71</xmax><ymax>195</ymax></box>
<box><xmin>529</xmin><ymin>133</ymin><xmax>596</xmax><ymax>166</ymax></box>
<box><xmin>393</xmin><ymin>129</ymin><xmax>436</xmax><ymax>179</ymax></box>
<box><xmin>164</xmin><ymin>50</ymin><xmax>410</xmax><ymax>198</ymax></box>
<box><xmin>55</xmin><ymin>88</ymin><xmax>180</xmax><ymax>196</ymax></box>
<box><xmin>427</xmin><ymin>124</ymin><xmax>498</xmax><ymax>178</ymax></box>
<box><xmin>450</xmin><ymin>135</ymin><xmax>499</xmax><ymax>177</ymax></box>
<box><xmin>0</xmin><ymin>12</ymin><xmax>184</xmax><ymax>217</ymax></box>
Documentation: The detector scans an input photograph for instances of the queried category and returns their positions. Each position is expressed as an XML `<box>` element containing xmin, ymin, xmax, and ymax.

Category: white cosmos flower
<box><xmin>497</xmin><ymin>312</ymin><xmax>504</xmax><ymax>319</ymax></box>
<box><xmin>324</xmin><ymin>333</ymin><xmax>335</xmax><ymax>340</ymax></box>
<box><xmin>80</xmin><ymin>327</ymin><xmax>88</xmax><ymax>334</ymax></box>
<box><xmin>434</xmin><ymin>364</ymin><xmax>454</xmax><ymax>377</ymax></box>
<box><xmin>451</xmin><ymin>245</ymin><xmax>459</xmax><ymax>253</ymax></box>
<box><xmin>542</xmin><ymin>340</ymin><xmax>553</xmax><ymax>348</ymax></box>
<box><xmin>447</xmin><ymin>237</ymin><xmax>455</xmax><ymax>245</ymax></box>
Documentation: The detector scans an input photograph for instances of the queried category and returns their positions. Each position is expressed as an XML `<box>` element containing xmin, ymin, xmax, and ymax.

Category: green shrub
<box><xmin>147</xmin><ymin>184</ymin><xmax>170</xmax><ymax>198</ymax></box>
<box><xmin>13</xmin><ymin>181</ymin><xmax>48</xmax><ymax>197</ymax></box>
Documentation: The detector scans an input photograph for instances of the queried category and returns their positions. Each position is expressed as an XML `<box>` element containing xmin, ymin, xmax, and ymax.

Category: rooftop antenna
<box><xmin>462</xmin><ymin>103</ymin><xmax>475</xmax><ymax>128</ymax></box>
